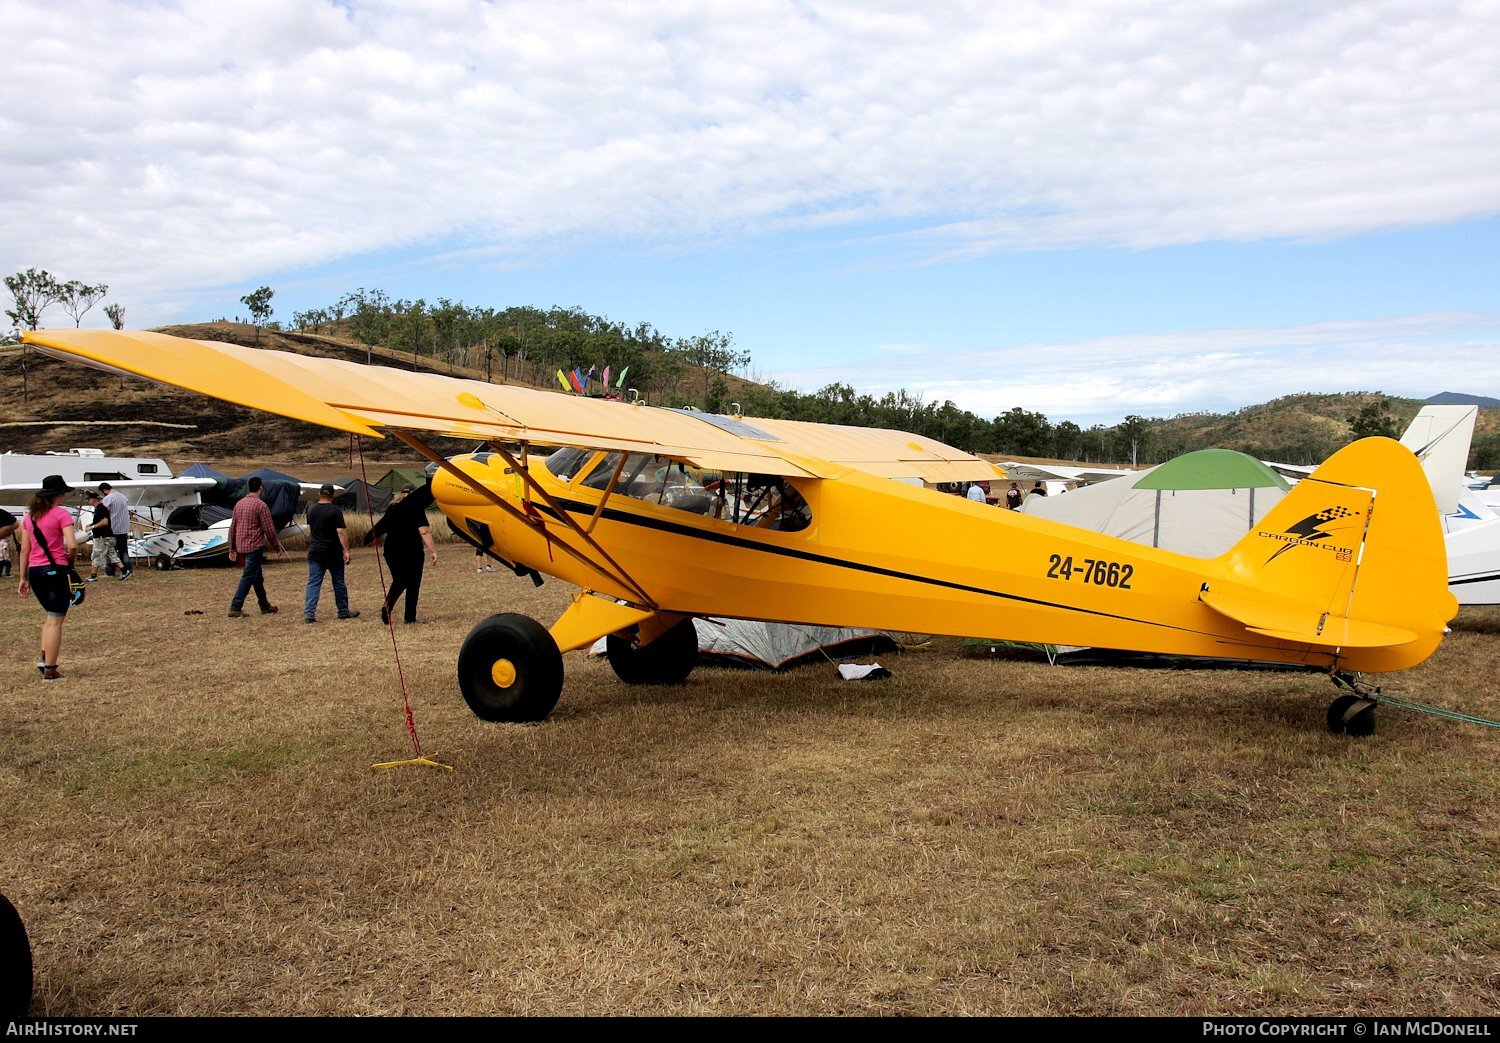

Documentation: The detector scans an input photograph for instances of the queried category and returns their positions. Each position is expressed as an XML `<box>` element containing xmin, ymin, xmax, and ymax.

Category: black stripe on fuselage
<box><xmin>530</xmin><ymin>495</ymin><xmax>1292</xmax><ymax>650</ymax></box>
<box><xmin>1451</xmin><ymin>572</ymin><xmax>1500</xmax><ymax>586</ymax></box>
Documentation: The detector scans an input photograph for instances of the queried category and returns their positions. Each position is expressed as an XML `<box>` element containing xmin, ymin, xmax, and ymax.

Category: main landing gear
<box><xmin>457</xmin><ymin>613</ymin><xmax>564</xmax><ymax>722</ymax></box>
<box><xmin>605</xmin><ymin>617</ymin><xmax>697</xmax><ymax>685</ymax></box>
<box><xmin>456</xmin><ymin>613</ymin><xmax>699</xmax><ymax>722</ymax></box>
<box><xmin>1327</xmin><ymin>671</ymin><xmax>1378</xmax><ymax>737</ymax></box>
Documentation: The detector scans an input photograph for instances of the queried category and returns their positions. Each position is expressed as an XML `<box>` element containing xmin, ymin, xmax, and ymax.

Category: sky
<box><xmin>3</xmin><ymin>0</ymin><xmax>1498</xmax><ymax>427</ymax></box>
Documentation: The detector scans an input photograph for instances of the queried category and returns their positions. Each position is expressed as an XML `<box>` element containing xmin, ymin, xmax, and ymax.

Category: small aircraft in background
<box><xmin>26</xmin><ymin>329</ymin><xmax>1457</xmax><ymax>735</ymax></box>
<box><xmin>0</xmin><ymin>470</ymin><xmax>326</xmax><ymax>566</ymax></box>
<box><xmin>1267</xmin><ymin>406</ymin><xmax>1500</xmax><ymax>607</ymax></box>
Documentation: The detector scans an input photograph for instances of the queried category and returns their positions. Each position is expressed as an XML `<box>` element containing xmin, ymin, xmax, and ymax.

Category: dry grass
<box><xmin>3</xmin><ymin>557</ymin><xmax>1498</xmax><ymax>1015</ymax></box>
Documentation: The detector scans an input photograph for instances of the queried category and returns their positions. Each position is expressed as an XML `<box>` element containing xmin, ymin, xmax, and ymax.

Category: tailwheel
<box><xmin>1328</xmin><ymin>671</ymin><xmax>1379</xmax><ymax>737</ymax></box>
<box><xmin>457</xmin><ymin>613</ymin><xmax>564</xmax><ymax>722</ymax></box>
<box><xmin>1327</xmin><ymin>696</ymin><xmax>1377</xmax><ymax>737</ymax></box>
<box><xmin>606</xmin><ymin>617</ymin><xmax>697</xmax><ymax>685</ymax></box>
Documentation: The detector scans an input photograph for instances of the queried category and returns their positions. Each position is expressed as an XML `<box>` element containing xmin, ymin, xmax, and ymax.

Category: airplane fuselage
<box><xmin>431</xmin><ymin>446</ymin><xmax>1450</xmax><ymax>674</ymax></box>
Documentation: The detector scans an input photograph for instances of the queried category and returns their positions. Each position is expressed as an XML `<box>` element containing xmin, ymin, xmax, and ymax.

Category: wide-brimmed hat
<box><xmin>40</xmin><ymin>475</ymin><xmax>74</xmax><ymax>496</ymax></box>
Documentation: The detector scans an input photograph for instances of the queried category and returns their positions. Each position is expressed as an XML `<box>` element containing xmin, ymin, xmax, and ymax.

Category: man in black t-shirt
<box><xmin>302</xmin><ymin>484</ymin><xmax>360</xmax><ymax>623</ymax></box>
<box><xmin>82</xmin><ymin>490</ymin><xmax>119</xmax><ymax>581</ymax></box>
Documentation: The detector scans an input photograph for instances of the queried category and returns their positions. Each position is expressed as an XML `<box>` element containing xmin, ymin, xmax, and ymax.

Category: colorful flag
<box><xmin>616</xmin><ymin>366</ymin><xmax>629</xmax><ymax>388</ymax></box>
<box><xmin>569</xmin><ymin>369</ymin><xmax>583</xmax><ymax>392</ymax></box>
<box><xmin>556</xmin><ymin>370</ymin><xmax>571</xmax><ymax>392</ymax></box>
<box><xmin>602</xmin><ymin>365</ymin><xmax>611</xmax><ymax>388</ymax></box>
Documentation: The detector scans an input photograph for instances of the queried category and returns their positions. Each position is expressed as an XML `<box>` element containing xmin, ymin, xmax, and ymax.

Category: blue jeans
<box><xmin>304</xmin><ymin>558</ymin><xmax>350</xmax><ymax>620</ymax></box>
<box><xmin>230</xmin><ymin>549</ymin><xmax>271</xmax><ymax>612</ymax></box>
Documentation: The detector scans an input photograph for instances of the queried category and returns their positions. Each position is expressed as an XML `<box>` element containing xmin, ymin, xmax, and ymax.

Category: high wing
<box><xmin>24</xmin><ymin>330</ymin><xmax>995</xmax><ymax>482</ymax></box>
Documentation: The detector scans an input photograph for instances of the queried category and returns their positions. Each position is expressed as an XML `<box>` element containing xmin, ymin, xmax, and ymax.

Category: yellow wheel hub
<box><xmin>491</xmin><ymin>658</ymin><xmax>518</xmax><ymax>688</ymax></box>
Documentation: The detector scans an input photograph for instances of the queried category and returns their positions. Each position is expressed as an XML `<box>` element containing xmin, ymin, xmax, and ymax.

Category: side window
<box><xmin>569</xmin><ymin>454</ymin><xmax>814</xmax><ymax>531</ymax></box>
<box><xmin>579</xmin><ymin>452</ymin><xmax>625</xmax><ymax>490</ymax></box>
<box><xmin>703</xmin><ymin>473</ymin><xmax>812</xmax><ymax>531</ymax></box>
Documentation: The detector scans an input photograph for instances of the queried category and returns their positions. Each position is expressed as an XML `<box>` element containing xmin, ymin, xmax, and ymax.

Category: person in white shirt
<box><xmin>98</xmin><ymin>483</ymin><xmax>133</xmax><ymax>578</ymax></box>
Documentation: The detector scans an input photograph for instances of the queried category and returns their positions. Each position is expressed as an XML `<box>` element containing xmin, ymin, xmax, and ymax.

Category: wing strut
<box><xmin>392</xmin><ymin>431</ymin><xmax>657</xmax><ymax>610</ymax></box>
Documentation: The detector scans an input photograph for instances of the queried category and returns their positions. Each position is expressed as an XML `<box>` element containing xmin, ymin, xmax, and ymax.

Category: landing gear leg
<box><xmin>1328</xmin><ymin>671</ymin><xmax>1378</xmax><ymax>737</ymax></box>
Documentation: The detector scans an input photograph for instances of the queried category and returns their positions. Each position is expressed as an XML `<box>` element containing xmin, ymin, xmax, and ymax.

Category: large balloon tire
<box><xmin>457</xmin><ymin>613</ymin><xmax>564</xmax><ymax>722</ymax></box>
<box><xmin>606</xmin><ymin>618</ymin><xmax>698</xmax><ymax>685</ymax></box>
<box><xmin>0</xmin><ymin>892</ymin><xmax>32</xmax><ymax>1018</ymax></box>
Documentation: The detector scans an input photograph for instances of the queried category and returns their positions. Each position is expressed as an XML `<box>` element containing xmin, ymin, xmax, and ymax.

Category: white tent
<box><xmin>1022</xmin><ymin>448</ymin><xmax>1291</xmax><ymax>558</ymax></box>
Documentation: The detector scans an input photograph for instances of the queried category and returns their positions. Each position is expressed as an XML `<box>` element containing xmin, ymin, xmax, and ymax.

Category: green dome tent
<box><xmin>1021</xmin><ymin>448</ymin><xmax>1290</xmax><ymax>558</ymax></box>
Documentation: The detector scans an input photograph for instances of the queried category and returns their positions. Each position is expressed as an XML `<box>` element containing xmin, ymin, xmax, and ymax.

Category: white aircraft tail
<box><xmin>1399</xmin><ymin>405</ymin><xmax>1477</xmax><ymax>515</ymax></box>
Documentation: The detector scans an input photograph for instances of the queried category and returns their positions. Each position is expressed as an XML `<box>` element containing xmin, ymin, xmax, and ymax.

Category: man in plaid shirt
<box><xmin>226</xmin><ymin>476</ymin><xmax>286</xmax><ymax>617</ymax></box>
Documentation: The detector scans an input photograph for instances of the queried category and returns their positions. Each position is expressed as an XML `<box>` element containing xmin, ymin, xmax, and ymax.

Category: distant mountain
<box><xmin>1427</xmin><ymin>392</ymin><xmax>1500</xmax><ymax>408</ymax></box>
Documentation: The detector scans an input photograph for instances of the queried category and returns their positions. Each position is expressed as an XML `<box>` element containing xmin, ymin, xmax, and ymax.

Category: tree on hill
<box><xmin>5</xmin><ymin>267</ymin><xmax>64</xmax><ymax>405</ymax></box>
<box><xmin>240</xmin><ymin>286</ymin><xmax>274</xmax><ymax>342</ymax></box>
<box><xmin>58</xmin><ymin>279</ymin><xmax>108</xmax><ymax>326</ymax></box>
<box><xmin>4</xmin><ymin>267</ymin><xmax>61</xmax><ymax>332</ymax></box>
<box><xmin>1347</xmin><ymin>397</ymin><xmax>1401</xmax><ymax>440</ymax></box>
<box><xmin>344</xmin><ymin>288</ymin><xmax>392</xmax><ymax>364</ymax></box>
<box><xmin>104</xmin><ymin>303</ymin><xmax>125</xmax><ymax>330</ymax></box>
<box><xmin>1115</xmin><ymin>414</ymin><xmax>1150</xmax><ymax>467</ymax></box>
<box><xmin>673</xmin><ymin>330</ymin><xmax>750</xmax><ymax>406</ymax></box>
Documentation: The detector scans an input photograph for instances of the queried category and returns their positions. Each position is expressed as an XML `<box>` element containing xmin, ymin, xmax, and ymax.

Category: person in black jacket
<box><xmin>365</xmin><ymin>484</ymin><xmax>438</xmax><ymax>624</ymax></box>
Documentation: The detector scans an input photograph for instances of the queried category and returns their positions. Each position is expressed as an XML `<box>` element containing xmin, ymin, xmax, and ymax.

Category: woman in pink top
<box><xmin>17</xmin><ymin>475</ymin><xmax>78</xmax><ymax>682</ymax></box>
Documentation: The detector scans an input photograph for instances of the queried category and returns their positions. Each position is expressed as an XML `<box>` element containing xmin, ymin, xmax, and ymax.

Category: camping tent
<box><xmin>591</xmin><ymin>618</ymin><xmax>898</xmax><ymax>671</ymax></box>
<box><xmin>374</xmin><ymin>467</ymin><xmax>429</xmax><ymax>493</ymax></box>
<box><xmin>1021</xmin><ymin>448</ymin><xmax>1290</xmax><ymax>557</ymax></box>
<box><xmin>332</xmin><ymin>477</ymin><xmax>395</xmax><ymax>516</ymax></box>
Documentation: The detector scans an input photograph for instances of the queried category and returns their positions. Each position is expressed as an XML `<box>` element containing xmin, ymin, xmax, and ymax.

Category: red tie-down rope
<box><xmin>350</xmin><ymin>434</ymin><xmax>451</xmax><ymax>772</ymax></box>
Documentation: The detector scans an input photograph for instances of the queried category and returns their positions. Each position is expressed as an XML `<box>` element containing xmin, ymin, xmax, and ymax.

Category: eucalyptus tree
<box><xmin>58</xmin><ymin>280</ymin><xmax>108</xmax><ymax>327</ymax></box>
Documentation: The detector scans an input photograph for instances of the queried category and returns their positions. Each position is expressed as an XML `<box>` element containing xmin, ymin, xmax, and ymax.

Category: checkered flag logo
<box><xmin>1264</xmin><ymin>504</ymin><xmax>1364</xmax><ymax>564</ymax></box>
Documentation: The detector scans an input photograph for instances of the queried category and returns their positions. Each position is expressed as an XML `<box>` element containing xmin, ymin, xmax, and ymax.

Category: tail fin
<box><xmin>1202</xmin><ymin>437</ymin><xmax>1455</xmax><ymax>671</ymax></box>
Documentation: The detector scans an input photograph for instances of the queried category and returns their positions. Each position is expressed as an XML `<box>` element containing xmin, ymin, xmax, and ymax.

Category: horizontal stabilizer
<box><xmin>1200</xmin><ymin>589</ymin><xmax>1418</xmax><ymax>649</ymax></box>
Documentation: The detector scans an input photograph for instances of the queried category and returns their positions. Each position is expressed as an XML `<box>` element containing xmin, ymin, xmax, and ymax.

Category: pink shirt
<box><xmin>23</xmin><ymin>505</ymin><xmax>74</xmax><ymax>568</ymax></box>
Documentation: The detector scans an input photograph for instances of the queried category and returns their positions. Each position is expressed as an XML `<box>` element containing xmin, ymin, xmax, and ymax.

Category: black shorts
<box><xmin>28</xmin><ymin>565</ymin><xmax>71</xmax><ymax>617</ymax></box>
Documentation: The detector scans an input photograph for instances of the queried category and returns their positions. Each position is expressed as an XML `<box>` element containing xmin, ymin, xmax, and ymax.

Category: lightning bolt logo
<box><xmin>1264</xmin><ymin>505</ymin><xmax>1362</xmax><ymax>564</ymax></box>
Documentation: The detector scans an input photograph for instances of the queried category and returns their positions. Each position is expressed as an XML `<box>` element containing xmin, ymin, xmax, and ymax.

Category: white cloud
<box><xmin>770</xmin><ymin>313</ymin><xmax>1500</xmax><ymax>425</ymax></box>
<box><xmin>2</xmin><ymin>0</ymin><xmax>1498</xmax><ymax>321</ymax></box>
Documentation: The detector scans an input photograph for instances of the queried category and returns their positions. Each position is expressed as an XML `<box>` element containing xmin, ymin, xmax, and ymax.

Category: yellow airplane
<box><xmin>25</xmin><ymin>329</ymin><xmax>1457</xmax><ymax>735</ymax></box>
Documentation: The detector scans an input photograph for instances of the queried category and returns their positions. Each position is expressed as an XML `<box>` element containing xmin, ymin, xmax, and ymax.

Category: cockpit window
<box><xmin>568</xmin><ymin>452</ymin><xmax>811</xmax><ymax>530</ymax></box>
<box><xmin>543</xmin><ymin>446</ymin><xmax>595</xmax><ymax>482</ymax></box>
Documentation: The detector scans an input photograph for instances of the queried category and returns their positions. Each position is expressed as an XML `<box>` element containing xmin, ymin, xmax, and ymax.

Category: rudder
<box><xmin>1203</xmin><ymin>437</ymin><xmax>1455</xmax><ymax>672</ymax></box>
